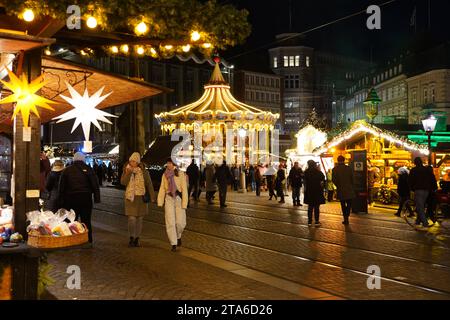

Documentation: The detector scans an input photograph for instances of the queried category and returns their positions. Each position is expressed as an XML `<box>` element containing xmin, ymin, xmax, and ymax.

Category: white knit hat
<box><xmin>129</xmin><ymin>152</ymin><xmax>141</xmax><ymax>164</ymax></box>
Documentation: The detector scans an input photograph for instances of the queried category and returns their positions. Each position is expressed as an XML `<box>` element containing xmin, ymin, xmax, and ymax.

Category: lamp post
<box><xmin>422</xmin><ymin>115</ymin><xmax>437</xmax><ymax>166</ymax></box>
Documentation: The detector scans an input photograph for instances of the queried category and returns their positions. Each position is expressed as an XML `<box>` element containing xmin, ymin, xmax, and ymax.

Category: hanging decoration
<box><xmin>52</xmin><ymin>82</ymin><xmax>116</xmax><ymax>153</ymax></box>
<box><xmin>0</xmin><ymin>69</ymin><xmax>56</xmax><ymax>141</ymax></box>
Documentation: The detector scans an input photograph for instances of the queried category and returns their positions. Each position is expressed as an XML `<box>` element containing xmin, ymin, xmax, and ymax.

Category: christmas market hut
<box><xmin>314</xmin><ymin>120</ymin><xmax>429</xmax><ymax>205</ymax></box>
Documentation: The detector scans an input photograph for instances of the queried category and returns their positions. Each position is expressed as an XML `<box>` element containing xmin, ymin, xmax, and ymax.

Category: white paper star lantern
<box><xmin>53</xmin><ymin>82</ymin><xmax>117</xmax><ymax>152</ymax></box>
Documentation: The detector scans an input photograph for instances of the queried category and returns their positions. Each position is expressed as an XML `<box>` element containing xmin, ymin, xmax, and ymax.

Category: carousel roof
<box><xmin>314</xmin><ymin>120</ymin><xmax>429</xmax><ymax>155</ymax></box>
<box><xmin>155</xmin><ymin>62</ymin><xmax>279</xmax><ymax>129</ymax></box>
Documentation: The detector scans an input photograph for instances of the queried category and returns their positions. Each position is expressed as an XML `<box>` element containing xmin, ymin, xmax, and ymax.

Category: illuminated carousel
<box><xmin>155</xmin><ymin>58</ymin><xmax>279</xmax><ymax>166</ymax></box>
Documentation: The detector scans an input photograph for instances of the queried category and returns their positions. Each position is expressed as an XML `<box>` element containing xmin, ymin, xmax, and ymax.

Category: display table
<box><xmin>0</xmin><ymin>243</ymin><xmax>41</xmax><ymax>300</ymax></box>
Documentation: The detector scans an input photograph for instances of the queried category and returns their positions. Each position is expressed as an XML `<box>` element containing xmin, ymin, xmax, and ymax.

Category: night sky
<box><xmin>223</xmin><ymin>0</ymin><xmax>450</xmax><ymax>70</ymax></box>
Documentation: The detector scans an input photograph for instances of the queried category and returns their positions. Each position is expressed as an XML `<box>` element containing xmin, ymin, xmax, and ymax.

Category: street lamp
<box><xmin>422</xmin><ymin>115</ymin><xmax>437</xmax><ymax>166</ymax></box>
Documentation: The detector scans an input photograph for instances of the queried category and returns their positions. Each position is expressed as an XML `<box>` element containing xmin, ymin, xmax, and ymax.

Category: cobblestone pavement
<box><xmin>47</xmin><ymin>187</ymin><xmax>450</xmax><ymax>300</ymax></box>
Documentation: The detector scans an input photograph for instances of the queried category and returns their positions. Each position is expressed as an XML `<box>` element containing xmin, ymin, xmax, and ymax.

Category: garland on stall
<box><xmin>38</xmin><ymin>255</ymin><xmax>55</xmax><ymax>299</ymax></box>
<box><xmin>377</xmin><ymin>184</ymin><xmax>392</xmax><ymax>205</ymax></box>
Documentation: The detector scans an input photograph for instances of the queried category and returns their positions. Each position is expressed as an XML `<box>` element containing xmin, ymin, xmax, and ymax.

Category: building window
<box><xmin>306</xmin><ymin>56</ymin><xmax>310</xmax><ymax>67</ymax></box>
<box><xmin>394</xmin><ymin>66</ymin><xmax>398</xmax><ymax>75</ymax></box>
<box><xmin>295</xmin><ymin>55</ymin><xmax>300</xmax><ymax>67</ymax></box>
<box><xmin>276</xmin><ymin>79</ymin><xmax>279</xmax><ymax>88</ymax></box>
<box><xmin>423</xmin><ymin>88</ymin><xmax>428</xmax><ymax>104</ymax></box>
<box><xmin>431</xmin><ymin>87</ymin><xmax>436</xmax><ymax>102</ymax></box>
<box><xmin>245</xmin><ymin>75</ymin><xmax>250</xmax><ymax>84</ymax></box>
<box><xmin>273</xmin><ymin>57</ymin><xmax>278</xmax><ymax>68</ymax></box>
<box><xmin>283</xmin><ymin>56</ymin><xmax>289</xmax><ymax>67</ymax></box>
<box><xmin>256</xmin><ymin>92</ymin><xmax>260</xmax><ymax>101</ymax></box>
<box><xmin>289</xmin><ymin>56</ymin><xmax>295</xmax><ymax>67</ymax></box>
<box><xmin>412</xmin><ymin>89</ymin><xmax>417</xmax><ymax>107</ymax></box>
<box><xmin>399</xmin><ymin>64</ymin><xmax>403</xmax><ymax>73</ymax></box>
<box><xmin>271</xmin><ymin>78</ymin><xmax>274</xmax><ymax>87</ymax></box>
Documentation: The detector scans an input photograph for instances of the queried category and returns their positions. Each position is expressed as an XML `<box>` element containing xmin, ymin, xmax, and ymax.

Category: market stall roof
<box><xmin>0</xmin><ymin>56</ymin><xmax>171</xmax><ymax>126</ymax></box>
<box><xmin>155</xmin><ymin>62</ymin><xmax>279</xmax><ymax>131</ymax></box>
<box><xmin>314</xmin><ymin>120</ymin><xmax>429</xmax><ymax>156</ymax></box>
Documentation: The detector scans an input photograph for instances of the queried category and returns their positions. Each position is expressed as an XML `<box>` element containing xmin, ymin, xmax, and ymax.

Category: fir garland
<box><xmin>377</xmin><ymin>184</ymin><xmax>392</xmax><ymax>205</ymax></box>
<box><xmin>0</xmin><ymin>0</ymin><xmax>251</xmax><ymax>50</ymax></box>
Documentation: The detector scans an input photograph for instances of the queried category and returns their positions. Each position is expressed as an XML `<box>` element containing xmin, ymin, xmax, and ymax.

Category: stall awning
<box><xmin>0</xmin><ymin>56</ymin><xmax>171</xmax><ymax>125</ymax></box>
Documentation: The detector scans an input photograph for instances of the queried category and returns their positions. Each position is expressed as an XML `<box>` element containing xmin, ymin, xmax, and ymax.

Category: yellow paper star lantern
<box><xmin>0</xmin><ymin>69</ymin><xmax>56</xmax><ymax>127</ymax></box>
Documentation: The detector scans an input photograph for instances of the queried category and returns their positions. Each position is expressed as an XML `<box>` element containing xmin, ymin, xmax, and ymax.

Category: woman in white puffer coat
<box><xmin>157</xmin><ymin>158</ymin><xmax>188</xmax><ymax>252</ymax></box>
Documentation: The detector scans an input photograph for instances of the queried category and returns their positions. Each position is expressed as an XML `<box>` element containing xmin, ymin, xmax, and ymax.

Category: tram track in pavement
<box><xmin>95</xmin><ymin>188</ymin><xmax>450</xmax><ymax>296</ymax></box>
<box><xmin>92</xmin><ymin>207</ymin><xmax>450</xmax><ymax>299</ymax></box>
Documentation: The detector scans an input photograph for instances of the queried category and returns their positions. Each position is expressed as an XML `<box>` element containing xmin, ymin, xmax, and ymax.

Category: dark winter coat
<box><xmin>288</xmin><ymin>167</ymin><xmax>303</xmax><ymax>188</ymax></box>
<box><xmin>303</xmin><ymin>168</ymin><xmax>325</xmax><ymax>205</ymax></box>
<box><xmin>45</xmin><ymin>171</ymin><xmax>62</xmax><ymax>212</ymax></box>
<box><xmin>409</xmin><ymin>165</ymin><xmax>435</xmax><ymax>191</ymax></box>
<box><xmin>186</xmin><ymin>163</ymin><xmax>200</xmax><ymax>183</ymax></box>
<box><xmin>215</xmin><ymin>164</ymin><xmax>233</xmax><ymax>187</ymax></box>
<box><xmin>332</xmin><ymin>163</ymin><xmax>356</xmax><ymax>201</ymax></box>
<box><xmin>275</xmin><ymin>168</ymin><xmax>285</xmax><ymax>191</ymax></box>
<box><xmin>59</xmin><ymin>161</ymin><xmax>101</xmax><ymax>206</ymax></box>
<box><xmin>397</xmin><ymin>173</ymin><xmax>410</xmax><ymax>198</ymax></box>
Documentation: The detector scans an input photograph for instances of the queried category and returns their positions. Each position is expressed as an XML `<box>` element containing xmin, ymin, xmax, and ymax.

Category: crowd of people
<box><xmin>39</xmin><ymin>149</ymin><xmax>444</xmax><ymax>252</ymax></box>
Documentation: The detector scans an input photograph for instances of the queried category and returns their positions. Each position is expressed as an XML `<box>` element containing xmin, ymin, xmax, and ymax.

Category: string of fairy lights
<box><xmin>17</xmin><ymin>8</ymin><xmax>214</xmax><ymax>59</ymax></box>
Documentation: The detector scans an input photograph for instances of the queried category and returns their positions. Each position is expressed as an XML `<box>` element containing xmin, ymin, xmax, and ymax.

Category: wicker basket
<box><xmin>27</xmin><ymin>224</ymin><xmax>89</xmax><ymax>249</ymax></box>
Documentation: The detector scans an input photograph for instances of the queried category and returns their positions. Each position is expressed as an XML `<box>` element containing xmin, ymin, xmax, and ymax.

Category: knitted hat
<box><xmin>73</xmin><ymin>152</ymin><xmax>86</xmax><ymax>162</ymax></box>
<box><xmin>129</xmin><ymin>152</ymin><xmax>141</xmax><ymax>164</ymax></box>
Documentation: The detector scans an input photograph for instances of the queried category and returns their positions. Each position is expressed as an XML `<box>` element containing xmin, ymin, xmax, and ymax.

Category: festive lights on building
<box><xmin>182</xmin><ymin>44</ymin><xmax>191</xmax><ymax>53</ymax></box>
<box><xmin>136</xmin><ymin>46</ymin><xmax>145</xmax><ymax>55</ymax></box>
<box><xmin>22</xmin><ymin>9</ymin><xmax>35</xmax><ymax>22</ymax></box>
<box><xmin>191</xmin><ymin>31</ymin><xmax>201</xmax><ymax>42</ymax></box>
<box><xmin>110</xmin><ymin>46</ymin><xmax>119</xmax><ymax>54</ymax></box>
<box><xmin>86</xmin><ymin>16</ymin><xmax>98</xmax><ymax>29</ymax></box>
<box><xmin>314</xmin><ymin>120</ymin><xmax>429</xmax><ymax>155</ymax></box>
<box><xmin>0</xmin><ymin>69</ymin><xmax>56</xmax><ymax>128</ymax></box>
<box><xmin>120</xmin><ymin>44</ymin><xmax>129</xmax><ymax>53</ymax></box>
<box><xmin>202</xmin><ymin>43</ymin><xmax>212</xmax><ymax>49</ymax></box>
<box><xmin>135</xmin><ymin>21</ymin><xmax>148</xmax><ymax>36</ymax></box>
<box><xmin>44</xmin><ymin>48</ymin><xmax>51</xmax><ymax>56</ymax></box>
<box><xmin>164</xmin><ymin>44</ymin><xmax>173</xmax><ymax>50</ymax></box>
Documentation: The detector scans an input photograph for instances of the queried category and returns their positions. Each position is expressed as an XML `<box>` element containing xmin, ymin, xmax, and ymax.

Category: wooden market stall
<box><xmin>314</xmin><ymin>120</ymin><xmax>429</xmax><ymax>204</ymax></box>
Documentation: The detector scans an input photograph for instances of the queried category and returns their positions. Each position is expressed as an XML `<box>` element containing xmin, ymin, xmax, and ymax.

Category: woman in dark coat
<box><xmin>44</xmin><ymin>160</ymin><xmax>65</xmax><ymax>212</ymax></box>
<box><xmin>275</xmin><ymin>164</ymin><xmax>286</xmax><ymax>203</ymax></box>
<box><xmin>304</xmin><ymin>160</ymin><xmax>325</xmax><ymax>226</ymax></box>
<box><xmin>395</xmin><ymin>167</ymin><xmax>414</xmax><ymax>217</ymax></box>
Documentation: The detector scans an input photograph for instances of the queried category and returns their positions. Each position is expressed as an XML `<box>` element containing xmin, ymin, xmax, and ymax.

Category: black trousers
<box><xmin>292</xmin><ymin>186</ymin><xmax>301</xmax><ymax>204</ymax></box>
<box><xmin>426</xmin><ymin>192</ymin><xmax>436</xmax><ymax>221</ymax></box>
<box><xmin>233</xmin><ymin>179</ymin><xmax>239</xmax><ymax>191</ymax></box>
<box><xmin>64</xmin><ymin>193</ymin><xmax>93</xmax><ymax>243</ymax></box>
<box><xmin>340</xmin><ymin>199</ymin><xmax>352</xmax><ymax>219</ymax></box>
<box><xmin>206</xmin><ymin>191</ymin><xmax>215</xmax><ymax>204</ymax></box>
<box><xmin>327</xmin><ymin>190</ymin><xmax>334</xmax><ymax>202</ymax></box>
<box><xmin>268</xmin><ymin>184</ymin><xmax>276</xmax><ymax>198</ymax></box>
<box><xmin>188</xmin><ymin>181</ymin><xmax>199</xmax><ymax>200</ymax></box>
<box><xmin>307</xmin><ymin>204</ymin><xmax>320</xmax><ymax>222</ymax></box>
<box><xmin>218</xmin><ymin>184</ymin><xmax>228</xmax><ymax>206</ymax></box>
<box><xmin>277</xmin><ymin>187</ymin><xmax>284</xmax><ymax>202</ymax></box>
<box><xmin>255</xmin><ymin>181</ymin><xmax>261</xmax><ymax>196</ymax></box>
<box><xmin>396</xmin><ymin>196</ymin><xmax>414</xmax><ymax>216</ymax></box>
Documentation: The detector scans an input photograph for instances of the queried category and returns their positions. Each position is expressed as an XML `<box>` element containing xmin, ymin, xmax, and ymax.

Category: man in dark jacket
<box><xmin>186</xmin><ymin>159</ymin><xmax>200</xmax><ymax>201</ymax></box>
<box><xmin>288</xmin><ymin>162</ymin><xmax>304</xmax><ymax>206</ymax></box>
<box><xmin>332</xmin><ymin>156</ymin><xmax>356</xmax><ymax>225</ymax></box>
<box><xmin>214</xmin><ymin>161</ymin><xmax>233</xmax><ymax>208</ymax></box>
<box><xmin>395</xmin><ymin>167</ymin><xmax>414</xmax><ymax>217</ymax></box>
<box><xmin>59</xmin><ymin>152</ymin><xmax>101</xmax><ymax>244</ymax></box>
<box><xmin>409</xmin><ymin>157</ymin><xmax>434</xmax><ymax>227</ymax></box>
<box><xmin>276</xmin><ymin>164</ymin><xmax>286</xmax><ymax>204</ymax></box>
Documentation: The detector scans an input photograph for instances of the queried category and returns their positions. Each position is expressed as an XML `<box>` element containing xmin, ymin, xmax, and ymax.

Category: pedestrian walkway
<box><xmin>47</xmin><ymin>187</ymin><xmax>450</xmax><ymax>300</ymax></box>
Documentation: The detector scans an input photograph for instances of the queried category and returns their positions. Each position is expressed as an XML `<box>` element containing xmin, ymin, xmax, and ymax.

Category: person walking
<box><xmin>426</xmin><ymin>166</ymin><xmax>438</xmax><ymax>223</ymax></box>
<box><xmin>186</xmin><ymin>159</ymin><xmax>200</xmax><ymax>201</ymax></box>
<box><xmin>215</xmin><ymin>161</ymin><xmax>233</xmax><ymax>208</ymax></box>
<box><xmin>107</xmin><ymin>162</ymin><xmax>114</xmax><ymax>183</ymax></box>
<box><xmin>367</xmin><ymin>166</ymin><xmax>380</xmax><ymax>207</ymax></box>
<box><xmin>275</xmin><ymin>164</ymin><xmax>286</xmax><ymax>203</ymax></box>
<box><xmin>96</xmin><ymin>161</ymin><xmax>104</xmax><ymax>186</ymax></box>
<box><xmin>395</xmin><ymin>167</ymin><xmax>414</xmax><ymax>217</ymax></box>
<box><xmin>44</xmin><ymin>160</ymin><xmax>65</xmax><ymax>213</ymax></box>
<box><xmin>157</xmin><ymin>158</ymin><xmax>188</xmax><ymax>252</ymax></box>
<box><xmin>248</xmin><ymin>165</ymin><xmax>255</xmax><ymax>192</ymax></box>
<box><xmin>59</xmin><ymin>152</ymin><xmax>100</xmax><ymax>245</ymax></box>
<box><xmin>326</xmin><ymin>169</ymin><xmax>335</xmax><ymax>202</ymax></box>
<box><xmin>332</xmin><ymin>155</ymin><xmax>356</xmax><ymax>225</ymax></box>
<box><xmin>231</xmin><ymin>165</ymin><xmax>239</xmax><ymax>191</ymax></box>
<box><xmin>304</xmin><ymin>160</ymin><xmax>325</xmax><ymax>226</ymax></box>
<box><xmin>255</xmin><ymin>165</ymin><xmax>263</xmax><ymax>197</ymax></box>
<box><xmin>264</xmin><ymin>165</ymin><xmax>277</xmax><ymax>200</ymax></box>
<box><xmin>121</xmin><ymin>152</ymin><xmax>155</xmax><ymax>247</ymax></box>
<box><xmin>409</xmin><ymin>157</ymin><xmax>435</xmax><ymax>228</ymax></box>
<box><xmin>288</xmin><ymin>162</ymin><xmax>303</xmax><ymax>206</ymax></box>
<box><xmin>203</xmin><ymin>162</ymin><xmax>217</xmax><ymax>205</ymax></box>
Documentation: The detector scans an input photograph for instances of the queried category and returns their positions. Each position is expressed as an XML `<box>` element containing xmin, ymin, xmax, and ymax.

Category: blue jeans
<box><xmin>414</xmin><ymin>190</ymin><xmax>429</xmax><ymax>226</ymax></box>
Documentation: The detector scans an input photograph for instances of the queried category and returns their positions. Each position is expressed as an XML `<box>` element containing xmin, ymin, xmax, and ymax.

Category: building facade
<box><xmin>268</xmin><ymin>34</ymin><xmax>371</xmax><ymax>133</ymax></box>
<box><xmin>337</xmin><ymin>43</ymin><xmax>450</xmax><ymax>127</ymax></box>
<box><xmin>233</xmin><ymin>69</ymin><xmax>283</xmax><ymax>128</ymax></box>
